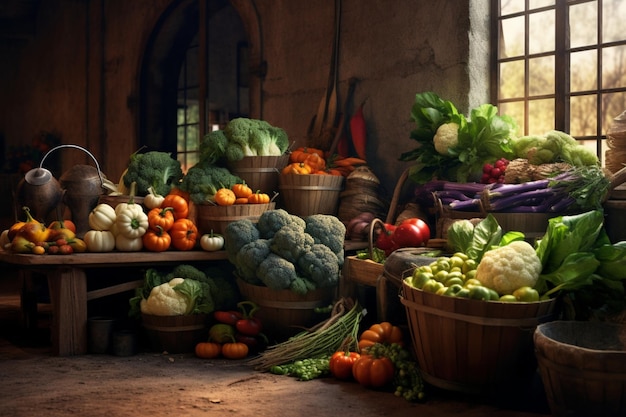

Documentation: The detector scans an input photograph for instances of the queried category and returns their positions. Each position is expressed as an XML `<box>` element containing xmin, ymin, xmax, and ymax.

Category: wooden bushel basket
<box><xmin>278</xmin><ymin>174</ymin><xmax>344</xmax><ymax>217</ymax></box>
<box><xmin>141</xmin><ymin>313</ymin><xmax>208</xmax><ymax>354</ymax></box>
<box><xmin>400</xmin><ymin>280</ymin><xmax>558</xmax><ymax>394</ymax></box>
<box><xmin>194</xmin><ymin>202</ymin><xmax>275</xmax><ymax>235</ymax></box>
<box><xmin>236</xmin><ymin>278</ymin><xmax>336</xmax><ymax>341</ymax></box>
<box><xmin>534</xmin><ymin>321</ymin><xmax>626</xmax><ymax>417</ymax></box>
<box><xmin>227</xmin><ymin>155</ymin><xmax>289</xmax><ymax>194</ymax></box>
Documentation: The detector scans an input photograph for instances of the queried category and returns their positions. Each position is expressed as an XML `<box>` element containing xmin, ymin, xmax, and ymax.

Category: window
<box><xmin>492</xmin><ymin>0</ymin><xmax>626</xmax><ymax>167</ymax></box>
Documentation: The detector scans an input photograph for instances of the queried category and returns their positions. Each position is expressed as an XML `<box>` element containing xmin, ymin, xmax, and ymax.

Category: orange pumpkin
<box><xmin>195</xmin><ymin>342</ymin><xmax>222</xmax><ymax>359</ymax></box>
<box><xmin>282</xmin><ymin>162</ymin><xmax>312</xmax><ymax>175</ymax></box>
<box><xmin>289</xmin><ymin>147</ymin><xmax>325</xmax><ymax>163</ymax></box>
<box><xmin>214</xmin><ymin>188</ymin><xmax>236</xmax><ymax>206</ymax></box>
<box><xmin>142</xmin><ymin>226</ymin><xmax>171</xmax><ymax>252</ymax></box>
<box><xmin>303</xmin><ymin>153</ymin><xmax>326</xmax><ymax>171</ymax></box>
<box><xmin>147</xmin><ymin>207</ymin><xmax>175</xmax><ymax>232</ymax></box>
<box><xmin>232</xmin><ymin>182</ymin><xmax>253</xmax><ymax>199</ymax></box>
<box><xmin>248</xmin><ymin>191</ymin><xmax>270</xmax><ymax>204</ymax></box>
<box><xmin>358</xmin><ymin>322</ymin><xmax>404</xmax><ymax>351</ymax></box>
<box><xmin>352</xmin><ymin>354</ymin><xmax>395</xmax><ymax>388</ymax></box>
<box><xmin>169</xmin><ymin>218</ymin><xmax>198</xmax><ymax>250</ymax></box>
<box><xmin>162</xmin><ymin>194</ymin><xmax>189</xmax><ymax>220</ymax></box>
<box><xmin>221</xmin><ymin>341</ymin><xmax>249</xmax><ymax>359</ymax></box>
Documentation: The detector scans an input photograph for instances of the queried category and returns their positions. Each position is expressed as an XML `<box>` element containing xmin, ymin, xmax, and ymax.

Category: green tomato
<box><xmin>444</xmin><ymin>283</ymin><xmax>464</xmax><ymax>296</ymax></box>
<box><xmin>464</xmin><ymin>269</ymin><xmax>477</xmax><ymax>280</ymax></box>
<box><xmin>436</xmin><ymin>286</ymin><xmax>448</xmax><ymax>296</ymax></box>
<box><xmin>487</xmin><ymin>288</ymin><xmax>500</xmax><ymax>301</ymax></box>
<box><xmin>411</xmin><ymin>271</ymin><xmax>432</xmax><ymax>289</ymax></box>
<box><xmin>422</xmin><ymin>279</ymin><xmax>444</xmax><ymax>294</ymax></box>
<box><xmin>464</xmin><ymin>278</ymin><xmax>482</xmax><ymax>288</ymax></box>
<box><xmin>449</xmin><ymin>255</ymin><xmax>465</xmax><ymax>269</ymax></box>
<box><xmin>436</xmin><ymin>258</ymin><xmax>451</xmax><ymax>272</ymax></box>
<box><xmin>455</xmin><ymin>288</ymin><xmax>470</xmax><ymax>298</ymax></box>
<box><xmin>499</xmin><ymin>294</ymin><xmax>518</xmax><ymax>302</ymax></box>
<box><xmin>462</xmin><ymin>259</ymin><xmax>477</xmax><ymax>274</ymax></box>
<box><xmin>468</xmin><ymin>285</ymin><xmax>492</xmax><ymax>301</ymax></box>
<box><xmin>453</xmin><ymin>252</ymin><xmax>469</xmax><ymax>261</ymax></box>
<box><xmin>445</xmin><ymin>277</ymin><xmax>465</xmax><ymax>287</ymax></box>
<box><xmin>418</xmin><ymin>265</ymin><xmax>432</xmax><ymax>274</ymax></box>
<box><xmin>434</xmin><ymin>270</ymin><xmax>449</xmax><ymax>283</ymax></box>
<box><xmin>512</xmin><ymin>286</ymin><xmax>540</xmax><ymax>302</ymax></box>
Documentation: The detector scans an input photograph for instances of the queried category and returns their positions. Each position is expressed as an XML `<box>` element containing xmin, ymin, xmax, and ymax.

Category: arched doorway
<box><xmin>138</xmin><ymin>0</ymin><xmax>264</xmax><ymax>168</ymax></box>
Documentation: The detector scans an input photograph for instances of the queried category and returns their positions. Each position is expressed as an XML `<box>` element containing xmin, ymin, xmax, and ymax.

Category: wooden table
<box><xmin>0</xmin><ymin>250</ymin><xmax>228</xmax><ymax>356</ymax></box>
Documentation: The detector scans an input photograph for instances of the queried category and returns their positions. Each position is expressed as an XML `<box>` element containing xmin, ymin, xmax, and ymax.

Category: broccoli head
<box><xmin>235</xmin><ymin>239</ymin><xmax>271</xmax><ymax>284</ymax></box>
<box><xmin>257</xmin><ymin>209</ymin><xmax>306</xmax><ymax>239</ymax></box>
<box><xmin>166</xmin><ymin>264</ymin><xmax>207</xmax><ymax>283</ymax></box>
<box><xmin>289</xmin><ymin>276</ymin><xmax>317</xmax><ymax>296</ymax></box>
<box><xmin>222</xmin><ymin>118</ymin><xmax>290</xmax><ymax>161</ymax></box>
<box><xmin>304</xmin><ymin>214</ymin><xmax>346</xmax><ymax>265</ymax></box>
<box><xmin>223</xmin><ymin>218</ymin><xmax>261</xmax><ymax>263</ymax></box>
<box><xmin>270</xmin><ymin>224</ymin><xmax>314</xmax><ymax>264</ymax></box>
<box><xmin>257</xmin><ymin>253</ymin><xmax>298</xmax><ymax>290</ymax></box>
<box><xmin>179</xmin><ymin>161</ymin><xmax>242</xmax><ymax>204</ymax></box>
<box><xmin>123</xmin><ymin>151</ymin><xmax>184</xmax><ymax>196</ymax></box>
<box><xmin>200</xmin><ymin>129</ymin><xmax>229</xmax><ymax>164</ymax></box>
<box><xmin>297</xmin><ymin>243</ymin><xmax>341</xmax><ymax>288</ymax></box>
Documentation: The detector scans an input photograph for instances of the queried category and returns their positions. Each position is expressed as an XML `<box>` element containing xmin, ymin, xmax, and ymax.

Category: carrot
<box><xmin>350</xmin><ymin>99</ymin><xmax>367</xmax><ymax>160</ymax></box>
<box><xmin>333</xmin><ymin>157</ymin><xmax>366</xmax><ymax>167</ymax></box>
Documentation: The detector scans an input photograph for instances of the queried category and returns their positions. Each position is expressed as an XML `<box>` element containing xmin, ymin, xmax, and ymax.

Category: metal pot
<box><xmin>15</xmin><ymin>153</ymin><xmax>64</xmax><ymax>223</ymax></box>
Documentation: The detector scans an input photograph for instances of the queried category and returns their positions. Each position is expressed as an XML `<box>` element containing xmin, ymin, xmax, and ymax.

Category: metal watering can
<box><xmin>16</xmin><ymin>144</ymin><xmax>106</xmax><ymax>238</ymax></box>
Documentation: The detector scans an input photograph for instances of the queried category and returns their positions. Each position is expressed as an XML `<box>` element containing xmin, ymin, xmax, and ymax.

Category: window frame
<box><xmin>490</xmin><ymin>0</ymin><xmax>626</xmax><ymax>164</ymax></box>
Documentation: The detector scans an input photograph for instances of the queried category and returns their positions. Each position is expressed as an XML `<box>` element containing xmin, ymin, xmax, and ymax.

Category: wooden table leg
<box><xmin>46</xmin><ymin>267</ymin><xmax>88</xmax><ymax>356</ymax></box>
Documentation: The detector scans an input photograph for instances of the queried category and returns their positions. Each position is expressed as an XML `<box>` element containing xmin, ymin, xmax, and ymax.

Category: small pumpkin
<box><xmin>289</xmin><ymin>147</ymin><xmax>325</xmax><ymax>163</ymax></box>
<box><xmin>143</xmin><ymin>186</ymin><xmax>165</xmax><ymax>210</ymax></box>
<box><xmin>142</xmin><ymin>225</ymin><xmax>171</xmax><ymax>252</ymax></box>
<box><xmin>214</xmin><ymin>188</ymin><xmax>237</xmax><ymax>206</ymax></box>
<box><xmin>89</xmin><ymin>203</ymin><xmax>117</xmax><ymax>231</ymax></box>
<box><xmin>352</xmin><ymin>354</ymin><xmax>395</xmax><ymax>388</ymax></box>
<box><xmin>232</xmin><ymin>182</ymin><xmax>253</xmax><ymax>199</ymax></box>
<box><xmin>247</xmin><ymin>191</ymin><xmax>270</xmax><ymax>204</ymax></box>
<box><xmin>162</xmin><ymin>194</ymin><xmax>189</xmax><ymax>219</ymax></box>
<box><xmin>358</xmin><ymin>322</ymin><xmax>404</xmax><ymax>352</ymax></box>
<box><xmin>221</xmin><ymin>341</ymin><xmax>249</xmax><ymax>359</ymax></box>
<box><xmin>329</xmin><ymin>351</ymin><xmax>361</xmax><ymax>380</ymax></box>
<box><xmin>169</xmin><ymin>218</ymin><xmax>198</xmax><ymax>250</ymax></box>
<box><xmin>115</xmin><ymin>234</ymin><xmax>143</xmax><ymax>252</ymax></box>
<box><xmin>83</xmin><ymin>229</ymin><xmax>116</xmax><ymax>252</ymax></box>
<box><xmin>303</xmin><ymin>153</ymin><xmax>326</xmax><ymax>171</ymax></box>
<box><xmin>195</xmin><ymin>342</ymin><xmax>222</xmax><ymax>359</ymax></box>
<box><xmin>282</xmin><ymin>162</ymin><xmax>312</xmax><ymax>175</ymax></box>
<box><xmin>147</xmin><ymin>207</ymin><xmax>175</xmax><ymax>232</ymax></box>
<box><xmin>200</xmin><ymin>231</ymin><xmax>224</xmax><ymax>252</ymax></box>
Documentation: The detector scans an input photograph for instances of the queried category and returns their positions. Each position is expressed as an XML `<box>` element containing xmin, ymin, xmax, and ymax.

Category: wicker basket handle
<box><xmin>368</xmin><ymin>217</ymin><xmax>387</xmax><ymax>258</ymax></box>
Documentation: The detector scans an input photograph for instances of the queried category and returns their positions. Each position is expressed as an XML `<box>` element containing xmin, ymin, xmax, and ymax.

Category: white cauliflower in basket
<box><xmin>140</xmin><ymin>278</ymin><xmax>189</xmax><ymax>316</ymax></box>
<box><xmin>433</xmin><ymin>122</ymin><xmax>459</xmax><ymax>155</ymax></box>
<box><xmin>474</xmin><ymin>240</ymin><xmax>542</xmax><ymax>295</ymax></box>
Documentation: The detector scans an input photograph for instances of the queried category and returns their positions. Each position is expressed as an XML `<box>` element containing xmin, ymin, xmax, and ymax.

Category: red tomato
<box><xmin>375</xmin><ymin>223</ymin><xmax>396</xmax><ymax>251</ymax></box>
<box><xmin>329</xmin><ymin>351</ymin><xmax>361</xmax><ymax>380</ymax></box>
<box><xmin>391</xmin><ymin>218</ymin><xmax>430</xmax><ymax>248</ymax></box>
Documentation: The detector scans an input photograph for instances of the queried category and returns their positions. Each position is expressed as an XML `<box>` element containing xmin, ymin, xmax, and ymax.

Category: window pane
<box><xmin>500</xmin><ymin>16</ymin><xmax>525</xmax><ymax>58</ymax></box>
<box><xmin>570</xmin><ymin>50</ymin><xmax>597</xmax><ymax>92</ymax></box>
<box><xmin>529</xmin><ymin>10</ymin><xmax>555</xmax><ymax>54</ymax></box>
<box><xmin>186</xmin><ymin>102</ymin><xmax>199</xmax><ymax>123</ymax></box>
<box><xmin>570</xmin><ymin>95</ymin><xmax>597</xmax><ymax>136</ymax></box>
<box><xmin>569</xmin><ymin>2</ymin><xmax>597</xmax><ymax>48</ymax></box>
<box><xmin>528</xmin><ymin>98</ymin><xmax>554</xmax><ymax>133</ymax></box>
<box><xmin>499</xmin><ymin>60</ymin><xmax>525</xmax><ymax>99</ymax></box>
<box><xmin>602</xmin><ymin>46</ymin><xmax>626</xmax><ymax>89</ymax></box>
<box><xmin>501</xmin><ymin>1</ymin><xmax>524</xmax><ymax>15</ymax></box>
<box><xmin>603</xmin><ymin>92</ymin><xmax>626</xmax><ymax>133</ymax></box>
<box><xmin>499</xmin><ymin>101</ymin><xmax>525</xmax><ymax>134</ymax></box>
<box><xmin>529</xmin><ymin>56</ymin><xmax>555</xmax><ymax>95</ymax></box>
<box><xmin>530</xmin><ymin>0</ymin><xmax>554</xmax><ymax>8</ymax></box>
<box><xmin>176</xmin><ymin>126</ymin><xmax>185</xmax><ymax>152</ymax></box>
<box><xmin>603</xmin><ymin>0</ymin><xmax>625</xmax><ymax>43</ymax></box>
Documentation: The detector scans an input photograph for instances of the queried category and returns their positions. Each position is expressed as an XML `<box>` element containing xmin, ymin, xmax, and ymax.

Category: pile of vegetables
<box><xmin>179</xmin><ymin>161</ymin><xmax>243</xmax><ymax>205</ymax></box>
<box><xmin>223</xmin><ymin>209</ymin><xmax>346</xmax><ymax>295</ymax></box>
<box><xmin>281</xmin><ymin>146</ymin><xmax>366</xmax><ymax>177</ymax></box>
<box><xmin>129</xmin><ymin>263</ymin><xmax>240</xmax><ymax>318</ymax></box>
<box><xmin>195</xmin><ymin>301</ymin><xmax>267</xmax><ymax>359</ymax></box>
<box><xmin>1</xmin><ymin>207</ymin><xmax>86</xmax><ymax>255</ymax></box>
<box><xmin>211</xmin><ymin>182</ymin><xmax>272</xmax><ymax>206</ymax></box>
<box><xmin>84</xmin><ymin>185</ymin><xmax>201</xmax><ymax>252</ymax></box>
<box><xmin>400</xmin><ymin>92</ymin><xmax>600</xmax><ymax>185</ymax></box>
<box><xmin>405</xmin><ymin>211</ymin><xmax>626</xmax><ymax>320</ymax></box>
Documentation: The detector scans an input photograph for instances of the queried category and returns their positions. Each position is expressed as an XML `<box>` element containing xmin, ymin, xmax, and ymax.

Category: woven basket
<box><xmin>194</xmin><ymin>202</ymin><xmax>275</xmax><ymax>235</ymax></box>
<box><xmin>278</xmin><ymin>174</ymin><xmax>343</xmax><ymax>217</ymax></box>
<box><xmin>141</xmin><ymin>313</ymin><xmax>208</xmax><ymax>354</ymax></box>
<box><xmin>227</xmin><ymin>155</ymin><xmax>288</xmax><ymax>194</ymax></box>
<box><xmin>534</xmin><ymin>321</ymin><xmax>626</xmax><ymax>417</ymax></box>
<box><xmin>236</xmin><ymin>278</ymin><xmax>336</xmax><ymax>341</ymax></box>
<box><xmin>400</xmin><ymin>280</ymin><xmax>558</xmax><ymax>394</ymax></box>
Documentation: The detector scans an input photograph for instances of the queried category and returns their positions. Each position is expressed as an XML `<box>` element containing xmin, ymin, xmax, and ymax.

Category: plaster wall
<box><xmin>0</xmin><ymin>0</ymin><xmax>490</xmax><ymax>203</ymax></box>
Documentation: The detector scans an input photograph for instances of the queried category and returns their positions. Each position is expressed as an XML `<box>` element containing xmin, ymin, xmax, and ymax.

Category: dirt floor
<box><xmin>0</xmin><ymin>279</ymin><xmax>552</xmax><ymax>417</ymax></box>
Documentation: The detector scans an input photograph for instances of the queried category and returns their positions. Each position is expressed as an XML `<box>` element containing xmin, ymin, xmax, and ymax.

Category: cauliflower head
<box><xmin>433</xmin><ymin>122</ymin><xmax>459</xmax><ymax>155</ymax></box>
<box><xmin>140</xmin><ymin>277</ymin><xmax>190</xmax><ymax>316</ymax></box>
<box><xmin>474</xmin><ymin>240</ymin><xmax>542</xmax><ymax>295</ymax></box>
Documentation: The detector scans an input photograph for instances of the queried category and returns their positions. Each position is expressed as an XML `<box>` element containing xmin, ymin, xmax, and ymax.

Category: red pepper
<box><xmin>213</xmin><ymin>310</ymin><xmax>242</xmax><ymax>326</ymax></box>
<box><xmin>235</xmin><ymin>301</ymin><xmax>263</xmax><ymax>336</ymax></box>
<box><xmin>349</xmin><ymin>99</ymin><xmax>368</xmax><ymax>160</ymax></box>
